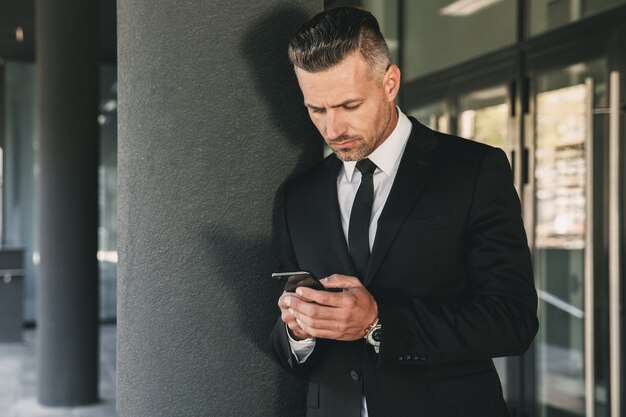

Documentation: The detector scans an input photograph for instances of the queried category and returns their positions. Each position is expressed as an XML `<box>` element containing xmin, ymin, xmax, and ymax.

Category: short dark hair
<box><xmin>288</xmin><ymin>7</ymin><xmax>391</xmax><ymax>79</ymax></box>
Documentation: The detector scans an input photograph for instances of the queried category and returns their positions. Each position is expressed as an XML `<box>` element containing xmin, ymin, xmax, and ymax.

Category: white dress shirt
<box><xmin>287</xmin><ymin>108</ymin><xmax>413</xmax><ymax>417</ymax></box>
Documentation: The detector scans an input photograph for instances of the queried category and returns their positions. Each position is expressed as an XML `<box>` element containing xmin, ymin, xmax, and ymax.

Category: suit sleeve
<box><xmin>377</xmin><ymin>147</ymin><xmax>538</xmax><ymax>366</ymax></box>
<box><xmin>269</xmin><ymin>183</ymin><xmax>320</xmax><ymax>375</ymax></box>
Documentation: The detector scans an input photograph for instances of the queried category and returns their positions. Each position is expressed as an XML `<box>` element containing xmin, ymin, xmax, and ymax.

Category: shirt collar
<box><xmin>343</xmin><ymin>107</ymin><xmax>412</xmax><ymax>182</ymax></box>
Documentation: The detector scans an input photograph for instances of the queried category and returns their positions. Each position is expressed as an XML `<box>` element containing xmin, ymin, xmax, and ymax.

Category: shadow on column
<box><xmin>202</xmin><ymin>6</ymin><xmax>325</xmax><ymax>417</ymax></box>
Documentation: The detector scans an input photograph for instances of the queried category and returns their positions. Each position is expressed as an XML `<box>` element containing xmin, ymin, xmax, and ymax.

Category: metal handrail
<box><xmin>608</xmin><ymin>70</ymin><xmax>621</xmax><ymax>417</ymax></box>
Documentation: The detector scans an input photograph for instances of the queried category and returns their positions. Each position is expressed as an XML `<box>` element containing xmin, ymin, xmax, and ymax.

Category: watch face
<box><xmin>372</xmin><ymin>327</ymin><xmax>382</xmax><ymax>342</ymax></box>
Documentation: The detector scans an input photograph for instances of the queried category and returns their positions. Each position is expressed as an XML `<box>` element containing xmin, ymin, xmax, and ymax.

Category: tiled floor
<box><xmin>0</xmin><ymin>325</ymin><xmax>117</xmax><ymax>417</ymax></box>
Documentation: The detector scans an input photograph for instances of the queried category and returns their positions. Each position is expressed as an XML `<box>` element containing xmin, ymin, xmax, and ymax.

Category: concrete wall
<box><xmin>117</xmin><ymin>2</ymin><xmax>323</xmax><ymax>416</ymax></box>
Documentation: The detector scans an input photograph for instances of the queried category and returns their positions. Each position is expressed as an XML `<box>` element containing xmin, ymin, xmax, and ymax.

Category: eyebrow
<box><xmin>304</xmin><ymin>99</ymin><xmax>363</xmax><ymax>111</ymax></box>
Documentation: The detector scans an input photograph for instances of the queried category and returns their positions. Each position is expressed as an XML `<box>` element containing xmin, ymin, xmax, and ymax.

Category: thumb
<box><xmin>320</xmin><ymin>274</ymin><xmax>363</xmax><ymax>289</ymax></box>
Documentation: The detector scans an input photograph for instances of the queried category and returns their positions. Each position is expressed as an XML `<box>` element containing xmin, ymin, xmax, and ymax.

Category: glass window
<box><xmin>2</xmin><ymin>61</ymin><xmax>119</xmax><ymax>322</ymax></box>
<box><xmin>409</xmin><ymin>101</ymin><xmax>450</xmax><ymax>133</ymax></box>
<box><xmin>535</xmin><ymin>82</ymin><xmax>588</xmax><ymax>417</ymax></box>
<box><xmin>403</xmin><ymin>0</ymin><xmax>517</xmax><ymax>80</ymax></box>
<box><xmin>458</xmin><ymin>85</ymin><xmax>513</xmax><ymax>397</ymax></box>
<box><xmin>98</xmin><ymin>65</ymin><xmax>118</xmax><ymax>321</ymax></box>
<box><xmin>534</xmin><ymin>83</ymin><xmax>587</xmax><ymax>250</ymax></box>
<box><xmin>529</xmin><ymin>0</ymin><xmax>626</xmax><ymax>36</ymax></box>
<box><xmin>531</xmin><ymin>59</ymin><xmax>608</xmax><ymax>417</ymax></box>
<box><xmin>362</xmin><ymin>0</ymin><xmax>400</xmax><ymax>63</ymax></box>
<box><xmin>2</xmin><ymin>62</ymin><xmax>37</xmax><ymax>322</ymax></box>
<box><xmin>0</xmin><ymin>147</ymin><xmax>3</xmax><ymax>241</ymax></box>
<box><xmin>458</xmin><ymin>85</ymin><xmax>512</xmax><ymax>153</ymax></box>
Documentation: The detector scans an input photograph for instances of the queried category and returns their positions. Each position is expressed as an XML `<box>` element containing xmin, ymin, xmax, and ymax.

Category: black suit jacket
<box><xmin>271</xmin><ymin>118</ymin><xmax>538</xmax><ymax>417</ymax></box>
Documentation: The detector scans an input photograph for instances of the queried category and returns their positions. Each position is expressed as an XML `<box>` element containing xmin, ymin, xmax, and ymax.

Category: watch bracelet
<box><xmin>363</xmin><ymin>317</ymin><xmax>380</xmax><ymax>340</ymax></box>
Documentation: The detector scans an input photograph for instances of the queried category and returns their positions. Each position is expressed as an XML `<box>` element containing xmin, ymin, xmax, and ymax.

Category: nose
<box><xmin>325</xmin><ymin>110</ymin><xmax>346</xmax><ymax>141</ymax></box>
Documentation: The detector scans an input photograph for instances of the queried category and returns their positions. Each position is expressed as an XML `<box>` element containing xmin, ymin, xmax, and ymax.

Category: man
<box><xmin>271</xmin><ymin>7</ymin><xmax>538</xmax><ymax>417</ymax></box>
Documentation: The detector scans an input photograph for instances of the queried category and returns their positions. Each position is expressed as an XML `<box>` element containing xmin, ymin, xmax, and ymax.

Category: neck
<box><xmin>375</xmin><ymin>104</ymin><xmax>399</xmax><ymax>149</ymax></box>
<box><xmin>386</xmin><ymin>105</ymin><xmax>399</xmax><ymax>138</ymax></box>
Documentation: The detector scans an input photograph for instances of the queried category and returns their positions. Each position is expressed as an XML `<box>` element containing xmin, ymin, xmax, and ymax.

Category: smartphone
<box><xmin>272</xmin><ymin>271</ymin><xmax>325</xmax><ymax>293</ymax></box>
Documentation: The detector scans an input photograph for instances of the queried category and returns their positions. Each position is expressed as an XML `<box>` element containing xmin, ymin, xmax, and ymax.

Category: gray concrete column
<box><xmin>35</xmin><ymin>0</ymin><xmax>99</xmax><ymax>407</ymax></box>
<box><xmin>117</xmin><ymin>2</ymin><xmax>322</xmax><ymax>417</ymax></box>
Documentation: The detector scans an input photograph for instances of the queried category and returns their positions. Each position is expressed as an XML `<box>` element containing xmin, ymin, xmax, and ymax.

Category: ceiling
<box><xmin>0</xmin><ymin>0</ymin><xmax>116</xmax><ymax>63</ymax></box>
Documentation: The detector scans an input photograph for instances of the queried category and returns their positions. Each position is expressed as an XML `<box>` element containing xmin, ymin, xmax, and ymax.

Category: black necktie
<box><xmin>349</xmin><ymin>158</ymin><xmax>377</xmax><ymax>280</ymax></box>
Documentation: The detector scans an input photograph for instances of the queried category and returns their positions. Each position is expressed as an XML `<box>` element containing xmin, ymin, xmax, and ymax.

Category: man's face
<box><xmin>295</xmin><ymin>52</ymin><xmax>400</xmax><ymax>161</ymax></box>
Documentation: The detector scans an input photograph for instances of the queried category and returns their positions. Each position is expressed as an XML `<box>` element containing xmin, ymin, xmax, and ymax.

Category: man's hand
<box><xmin>278</xmin><ymin>291</ymin><xmax>314</xmax><ymax>341</ymax></box>
<box><xmin>280</xmin><ymin>274</ymin><xmax>378</xmax><ymax>341</ymax></box>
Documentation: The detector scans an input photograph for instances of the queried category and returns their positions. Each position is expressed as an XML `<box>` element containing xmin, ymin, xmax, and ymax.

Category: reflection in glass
<box><xmin>409</xmin><ymin>101</ymin><xmax>449</xmax><ymax>133</ymax></box>
<box><xmin>529</xmin><ymin>0</ymin><xmax>626</xmax><ymax>36</ymax></box>
<box><xmin>2</xmin><ymin>62</ymin><xmax>120</xmax><ymax>322</ymax></box>
<box><xmin>362</xmin><ymin>0</ymin><xmax>399</xmax><ymax>64</ymax></box>
<box><xmin>0</xmin><ymin>147</ymin><xmax>2</xmax><ymax>240</ymax></box>
<box><xmin>458</xmin><ymin>85</ymin><xmax>512</xmax><ymax>396</ymax></box>
<box><xmin>535</xmin><ymin>82</ymin><xmax>588</xmax><ymax>417</ymax></box>
<box><xmin>459</xmin><ymin>105</ymin><xmax>508</xmax><ymax>147</ymax></box>
<box><xmin>99</xmin><ymin>65</ymin><xmax>118</xmax><ymax>320</ymax></box>
<box><xmin>458</xmin><ymin>85</ymin><xmax>511</xmax><ymax>152</ymax></box>
<box><xmin>2</xmin><ymin>62</ymin><xmax>38</xmax><ymax>321</ymax></box>
<box><xmin>535</xmin><ymin>85</ymin><xmax>586</xmax><ymax>250</ymax></box>
<box><xmin>403</xmin><ymin>0</ymin><xmax>516</xmax><ymax>79</ymax></box>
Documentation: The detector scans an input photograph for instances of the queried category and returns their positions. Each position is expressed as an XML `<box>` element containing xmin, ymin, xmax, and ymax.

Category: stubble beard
<box><xmin>330</xmin><ymin>104</ymin><xmax>393</xmax><ymax>162</ymax></box>
<box><xmin>330</xmin><ymin>135</ymin><xmax>371</xmax><ymax>162</ymax></box>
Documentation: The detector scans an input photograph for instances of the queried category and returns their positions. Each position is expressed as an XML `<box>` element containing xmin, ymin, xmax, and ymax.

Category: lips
<box><xmin>329</xmin><ymin>136</ymin><xmax>361</xmax><ymax>149</ymax></box>
<box><xmin>332</xmin><ymin>140</ymin><xmax>356</xmax><ymax>149</ymax></box>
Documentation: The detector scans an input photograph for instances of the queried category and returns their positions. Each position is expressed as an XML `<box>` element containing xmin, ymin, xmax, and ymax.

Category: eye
<box><xmin>310</xmin><ymin>108</ymin><xmax>326</xmax><ymax>114</ymax></box>
<box><xmin>344</xmin><ymin>103</ymin><xmax>361</xmax><ymax>111</ymax></box>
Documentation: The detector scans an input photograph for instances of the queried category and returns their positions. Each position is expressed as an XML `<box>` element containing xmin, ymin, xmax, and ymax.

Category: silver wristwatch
<box><xmin>365</xmin><ymin>322</ymin><xmax>382</xmax><ymax>353</ymax></box>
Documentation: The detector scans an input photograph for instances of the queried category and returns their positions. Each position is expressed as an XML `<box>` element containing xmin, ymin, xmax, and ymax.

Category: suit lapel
<box><xmin>315</xmin><ymin>156</ymin><xmax>357</xmax><ymax>276</ymax></box>
<box><xmin>364</xmin><ymin>119</ymin><xmax>439</xmax><ymax>286</ymax></box>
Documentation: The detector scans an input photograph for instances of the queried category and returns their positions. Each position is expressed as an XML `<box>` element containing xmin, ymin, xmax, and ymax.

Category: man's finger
<box><xmin>292</xmin><ymin>300</ymin><xmax>340</xmax><ymax>321</ymax></box>
<box><xmin>294</xmin><ymin>314</ymin><xmax>342</xmax><ymax>332</ymax></box>
<box><xmin>296</xmin><ymin>318</ymin><xmax>361</xmax><ymax>341</ymax></box>
<box><xmin>282</xmin><ymin>292</ymin><xmax>315</xmax><ymax>310</ymax></box>
<box><xmin>320</xmin><ymin>274</ymin><xmax>363</xmax><ymax>289</ymax></box>
<box><xmin>296</xmin><ymin>319</ymin><xmax>344</xmax><ymax>340</ymax></box>
<box><xmin>287</xmin><ymin>320</ymin><xmax>312</xmax><ymax>341</ymax></box>
<box><xmin>296</xmin><ymin>286</ymin><xmax>342</xmax><ymax>306</ymax></box>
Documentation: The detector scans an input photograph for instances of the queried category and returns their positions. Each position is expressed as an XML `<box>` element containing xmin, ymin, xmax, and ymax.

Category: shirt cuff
<box><xmin>286</xmin><ymin>324</ymin><xmax>316</xmax><ymax>363</ymax></box>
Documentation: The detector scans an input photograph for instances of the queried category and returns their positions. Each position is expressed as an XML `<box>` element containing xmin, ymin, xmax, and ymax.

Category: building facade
<box><xmin>1</xmin><ymin>0</ymin><xmax>626</xmax><ymax>416</ymax></box>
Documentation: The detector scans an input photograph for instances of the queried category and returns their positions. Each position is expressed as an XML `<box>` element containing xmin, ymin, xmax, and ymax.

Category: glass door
<box><xmin>409</xmin><ymin>100</ymin><xmax>450</xmax><ymax>134</ymax></box>
<box><xmin>529</xmin><ymin>59</ymin><xmax>611</xmax><ymax>417</ymax></box>
<box><xmin>406</xmin><ymin>51</ymin><xmax>625</xmax><ymax>417</ymax></box>
<box><xmin>458</xmin><ymin>85</ymin><xmax>514</xmax><ymax>157</ymax></box>
<box><xmin>457</xmin><ymin>84</ymin><xmax>516</xmax><ymax>399</ymax></box>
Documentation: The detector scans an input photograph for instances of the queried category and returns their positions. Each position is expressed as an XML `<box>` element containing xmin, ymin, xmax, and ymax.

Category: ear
<box><xmin>382</xmin><ymin>64</ymin><xmax>401</xmax><ymax>102</ymax></box>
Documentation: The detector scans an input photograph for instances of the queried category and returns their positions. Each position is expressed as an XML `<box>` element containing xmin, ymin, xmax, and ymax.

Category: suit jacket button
<box><xmin>404</xmin><ymin>354</ymin><xmax>412</xmax><ymax>361</ymax></box>
<box><xmin>412</xmin><ymin>354</ymin><xmax>419</xmax><ymax>361</ymax></box>
<box><xmin>398</xmin><ymin>355</ymin><xmax>404</xmax><ymax>361</ymax></box>
<box><xmin>420</xmin><ymin>355</ymin><xmax>428</xmax><ymax>361</ymax></box>
<box><xmin>350</xmin><ymin>370</ymin><xmax>361</xmax><ymax>382</ymax></box>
